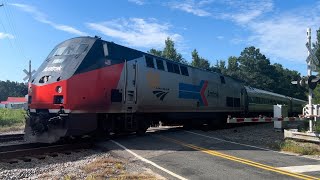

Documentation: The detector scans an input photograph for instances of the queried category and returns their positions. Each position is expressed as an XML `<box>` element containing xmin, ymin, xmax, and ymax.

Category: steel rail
<box><xmin>0</xmin><ymin>142</ymin><xmax>93</xmax><ymax>161</ymax></box>
<box><xmin>0</xmin><ymin>134</ymin><xmax>24</xmax><ymax>143</ymax></box>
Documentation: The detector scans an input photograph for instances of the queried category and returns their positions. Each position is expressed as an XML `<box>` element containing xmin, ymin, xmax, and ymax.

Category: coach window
<box><xmin>180</xmin><ymin>65</ymin><xmax>189</xmax><ymax>76</ymax></box>
<box><xmin>146</xmin><ymin>56</ymin><xmax>155</xmax><ymax>68</ymax></box>
<box><xmin>156</xmin><ymin>59</ymin><xmax>165</xmax><ymax>70</ymax></box>
<box><xmin>173</xmin><ymin>63</ymin><xmax>180</xmax><ymax>74</ymax></box>
<box><xmin>220</xmin><ymin>76</ymin><xmax>225</xmax><ymax>84</ymax></box>
<box><xmin>167</xmin><ymin>61</ymin><xmax>174</xmax><ymax>73</ymax></box>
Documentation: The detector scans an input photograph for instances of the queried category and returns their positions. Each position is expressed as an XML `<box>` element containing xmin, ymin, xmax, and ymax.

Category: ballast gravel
<box><xmin>0</xmin><ymin>149</ymin><xmax>162</xmax><ymax>180</ymax></box>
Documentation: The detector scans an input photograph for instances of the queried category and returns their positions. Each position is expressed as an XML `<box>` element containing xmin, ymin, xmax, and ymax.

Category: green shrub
<box><xmin>0</xmin><ymin>109</ymin><xmax>25</xmax><ymax>127</ymax></box>
<box><xmin>315</xmin><ymin>120</ymin><xmax>320</xmax><ymax>133</ymax></box>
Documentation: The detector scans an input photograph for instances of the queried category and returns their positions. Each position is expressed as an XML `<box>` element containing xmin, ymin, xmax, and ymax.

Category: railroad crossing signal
<box><xmin>292</xmin><ymin>30</ymin><xmax>320</xmax><ymax>90</ymax></box>
<box><xmin>305</xmin><ymin>42</ymin><xmax>319</xmax><ymax>68</ymax></box>
<box><xmin>23</xmin><ymin>60</ymin><xmax>36</xmax><ymax>82</ymax></box>
<box><xmin>291</xmin><ymin>75</ymin><xmax>320</xmax><ymax>90</ymax></box>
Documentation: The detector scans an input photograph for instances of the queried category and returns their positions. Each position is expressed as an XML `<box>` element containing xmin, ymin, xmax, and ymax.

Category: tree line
<box><xmin>0</xmin><ymin>80</ymin><xmax>27</xmax><ymax>101</ymax></box>
<box><xmin>149</xmin><ymin>38</ymin><xmax>307</xmax><ymax>100</ymax></box>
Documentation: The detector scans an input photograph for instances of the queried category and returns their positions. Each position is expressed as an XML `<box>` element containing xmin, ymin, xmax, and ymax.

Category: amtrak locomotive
<box><xmin>25</xmin><ymin>36</ymin><xmax>306</xmax><ymax>143</ymax></box>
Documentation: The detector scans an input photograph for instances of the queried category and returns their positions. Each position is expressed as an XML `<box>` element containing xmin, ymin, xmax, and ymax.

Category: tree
<box><xmin>311</xmin><ymin>27</ymin><xmax>320</xmax><ymax>103</ymax></box>
<box><xmin>236</xmin><ymin>46</ymin><xmax>274</xmax><ymax>90</ymax></box>
<box><xmin>162</xmin><ymin>37</ymin><xmax>183</xmax><ymax>62</ymax></box>
<box><xmin>216</xmin><ymin>60</ymin><xmax>227</xmax><ymax>74</ymax></box>
<box><xmin>148</xmin><ymin>48</ymin><xmax>162</xmax><ymax>57</ymax></box>
<box><xmin>226</xmin><ymin>56</ymin><xmax>240</xmax><ymax>79</ymax></box>
<box><xmin>191</xmin><ymin>49</ymin><xmax>210</xmax><ymax>69</ymax></box>
<box><xmin>148</xmin><ymin>37</ymin><xmax>186</xmax><ymax>64</ymax></box>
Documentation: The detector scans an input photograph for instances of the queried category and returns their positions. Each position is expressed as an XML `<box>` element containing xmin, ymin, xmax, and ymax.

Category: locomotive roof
<box><xmin>245</xmin><ymin>86</ymin><xmax>306</xmax><ymax>102</ymax></box>
<box><xmin>74</xmin><ymin>36</ymin><xmax>243</xmax><ymax>82</ymax></box>
<box><xmin>71</xmin><ymin>36</ymin><xmax>305</xmax><ymax>103</ymax></box>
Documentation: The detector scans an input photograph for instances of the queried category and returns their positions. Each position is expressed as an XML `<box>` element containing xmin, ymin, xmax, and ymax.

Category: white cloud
<box><xmin>168</xmin><ymin>0</ymin><xmax>273</xmax><ymax>22</ymax></box>
<box><xmin>168</xmin><ymin>0</ymin><xmax>211</xmax><ymax>17</ymax></box>
<box><xmin>128</xmin><ymin>0</ymin><xmax>145</xmax><ymax>5</ymax></box>
<box><xmin>220</xmin><ymin>0</ymin><xmax>273</xmax><ymax>24</ymax></box>
<box><xmin>0</xmin><ymin>32</ymin><xmax>14</xmax><ymax>39</ymax></box>
<box><xmin>248</xmin><ymin>12</ymin><xmax>320</xmax><ymax>63</ymax></box>
<box><xmin>216</xmin><ymin>36</ymin><xmax>224</xmax><ymax>40</ymax></box>
<box><xmin>11</xmin><ymin>3</ymin><xmax>87</xmax><ymax>36</ymax></box>
<box><xmin>87</xmin><ymin>18</ymin><xmax>182</xmax><ymax>48</ymax></box>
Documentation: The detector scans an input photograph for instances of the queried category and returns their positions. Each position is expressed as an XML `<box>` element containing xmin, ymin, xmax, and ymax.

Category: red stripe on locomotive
<box><xmin>30</xmin><ymin>63</ymin><xmax>124</xmax><ymax>112</ymax></box>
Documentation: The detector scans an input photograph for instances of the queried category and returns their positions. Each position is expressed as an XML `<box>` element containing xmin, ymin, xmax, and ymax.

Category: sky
<box><xmin>0</xmin><ymin>0</ymin><xmax>320</xmax><ymax>82</ymax></box>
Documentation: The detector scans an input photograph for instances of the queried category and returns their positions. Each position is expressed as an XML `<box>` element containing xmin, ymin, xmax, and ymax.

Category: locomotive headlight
<box><xmin>56</xmin><ymin>86</ymin><xmax>62</xmax><ymax>93</ymax></box>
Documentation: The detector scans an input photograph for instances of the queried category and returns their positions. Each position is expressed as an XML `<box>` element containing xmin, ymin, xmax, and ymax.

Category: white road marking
<box><xmin>185</xmin><ymin>130</ymin><xmax>272</xmax><ymax>151</ymax></box>
<box><xmin>111</xmin><ymin>140</ymin><xmax>188</xmax><ymax>180</ymax></box>
<box><xmin>278</xmin><ymin>165</ymin><xmax>320</xmax><ymax>173</ymax></box>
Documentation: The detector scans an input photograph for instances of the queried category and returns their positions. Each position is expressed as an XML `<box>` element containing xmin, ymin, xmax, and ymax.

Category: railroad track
<box><xmin>0</xmin><ymin>142</ymin><xmax>93</xmax><ymax>162</ymax></box>
<box><xmin>0</xmin><ymin>134</ymin><xmax>24</xmax><ymax>143</ymax></box>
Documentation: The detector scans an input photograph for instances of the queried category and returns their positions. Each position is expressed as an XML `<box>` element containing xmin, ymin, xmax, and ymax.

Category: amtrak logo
<box><xmin>153</xmin><ymin>90</ymin><xmax>169</xmax><ymax>101</ymax></box>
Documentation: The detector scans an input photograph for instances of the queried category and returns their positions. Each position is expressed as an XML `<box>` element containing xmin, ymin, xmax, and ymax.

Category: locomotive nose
<box><xmin>29</xmin><ymin>81</ymin><xmax>67</xmax><ymax>111</ymax></box>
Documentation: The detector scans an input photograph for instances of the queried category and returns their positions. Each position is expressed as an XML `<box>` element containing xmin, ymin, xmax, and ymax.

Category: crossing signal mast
<box><xmin>291</xmin><ymin>28</ymin><xmax>320</xmax><ymax>131</ymax></box>
<box><xmin>23</xmin><ymin>60</ymin><xmax>36</xmax><ymax>83</ymax></box>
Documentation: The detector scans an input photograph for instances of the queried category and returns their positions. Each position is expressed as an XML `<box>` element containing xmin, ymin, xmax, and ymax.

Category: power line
<box><xmin>2</xmin><ymin>1</ymin><xmax>26</xmax><ymax>59</ymax></box>
<box><xmin>0</xmin><ymin>10</ymin><xmax>15</xmax><ymax>52</ymax></box>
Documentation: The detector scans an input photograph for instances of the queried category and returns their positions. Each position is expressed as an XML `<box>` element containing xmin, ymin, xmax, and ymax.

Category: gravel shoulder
<box><xmin>0</xmin><ymin>147</ymin><xmax>164</xmax><ymax>180</ymax></box>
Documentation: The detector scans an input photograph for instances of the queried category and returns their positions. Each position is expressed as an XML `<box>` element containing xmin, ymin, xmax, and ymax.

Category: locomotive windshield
<box><xmin>47</xmin><ymin>43</ymin><xmax>89</xmax><ymax>58</ymax></box>
<box><xmin>32</xmin><ymin>37</ymin><xmax>97</xmax><ymax>85</ymax></box>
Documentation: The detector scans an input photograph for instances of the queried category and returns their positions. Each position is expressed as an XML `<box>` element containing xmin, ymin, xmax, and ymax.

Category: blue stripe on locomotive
<box><xmin>179</xmin><ymin>80</ymin><xmax>206</xmax><ymax>106</ymax></box>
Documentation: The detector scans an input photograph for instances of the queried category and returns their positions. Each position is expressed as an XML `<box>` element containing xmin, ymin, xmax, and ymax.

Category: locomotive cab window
<box><xmin>146</xmin><ymin>56</ymin><xmax>155</xmax><ymax>68</ymax></box>
<box><xmin>180</xmin><ymin>66</ymin><xmax>189</xmax><ymax>76</ymax></box>
<box><xmin>166</xmin><ymin>61</ymin><xmax>174</xmax><ymax>73</ymax></box>
<box><xmin>156</xmin><ymin>59</ymin><xmax>165</xmax><ymax>70</ymax></box>
<box><xmin>173</xmin><ymin>64</ymin><xmax>180</xmax><ymax>74</ymax></box>
<box><xmin>220</xmin><ymin>76</ymin><xmax>225</xmax><ymax>84</ymax></box>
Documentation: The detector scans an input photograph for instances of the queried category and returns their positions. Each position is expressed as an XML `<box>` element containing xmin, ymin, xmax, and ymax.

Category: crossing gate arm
<box><xmin>227</xmin><ymin>116</ymin><xmax>308</xmax><ymax>123</ymax></box>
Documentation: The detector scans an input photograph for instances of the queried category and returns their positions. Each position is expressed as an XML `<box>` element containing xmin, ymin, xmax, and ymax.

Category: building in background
<box><xmin>0</xmin><ymin>97</ymin><xmax>27</xmax><ymax>109</ymax></box>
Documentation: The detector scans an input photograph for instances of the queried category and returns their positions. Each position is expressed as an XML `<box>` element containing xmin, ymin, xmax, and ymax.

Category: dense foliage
<box><xmin>217</xmin><ymin>47</ymin><xmax>306</xmax><ymax>99</ymax></box>
<box><xmin>311</xmin><ymin>28</ymin><xmax>320</xmax><ymax>103</ymax></box>
<box><xmin>150</xmin><ymin>39</ymin><xmax>307</xmax><ymax>100</ymax></box>
<box><xmin>0</xmin><ymin>80</ymin><xmax>27</xmax><ymax>101</ymax></box>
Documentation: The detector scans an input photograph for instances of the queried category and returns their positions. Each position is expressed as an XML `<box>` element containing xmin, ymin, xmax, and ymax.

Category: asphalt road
<box><xmin>98</xmin><ymin>127</ymin><xmax>320</xmax><ymax>180</ymax></box>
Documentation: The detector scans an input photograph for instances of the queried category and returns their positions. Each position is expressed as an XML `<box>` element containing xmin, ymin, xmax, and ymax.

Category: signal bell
<box><xmin>292</xmin><ymin>75</ymin><xmax>320</xmax><ymax>90</ymax></box>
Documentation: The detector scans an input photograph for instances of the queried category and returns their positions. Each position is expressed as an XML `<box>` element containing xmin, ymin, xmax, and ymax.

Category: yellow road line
<box><xmin>158</xmin><ymin>136</ymin><xmax>320</xmax><ymax>180</ymax></box>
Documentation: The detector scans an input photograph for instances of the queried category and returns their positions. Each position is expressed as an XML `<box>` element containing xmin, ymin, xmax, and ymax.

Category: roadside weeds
<box><xmin>79</xmin><ymin>157</ymin><xmax>158</xmax><ymax>180</ymax></box>
<box><xmin>277</xmin><ymin>139</ymin><xmax>320</xmax><ymax>156</ymax></box>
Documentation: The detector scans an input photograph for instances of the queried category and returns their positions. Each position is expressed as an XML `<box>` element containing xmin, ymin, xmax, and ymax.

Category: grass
<box><xmin>82</xmin><ymin>157</ymin><xmax>158</xmax><ymax>180</ymax></box>
<box><xmin>279</xmin><ymin>139</ymin><xmax>320</xmax><ymax>156</ymax></box>
<box><xmin>0</xmin><ymin>108</ymin><xmax>25</xmax><ymax>132</ymax></box>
